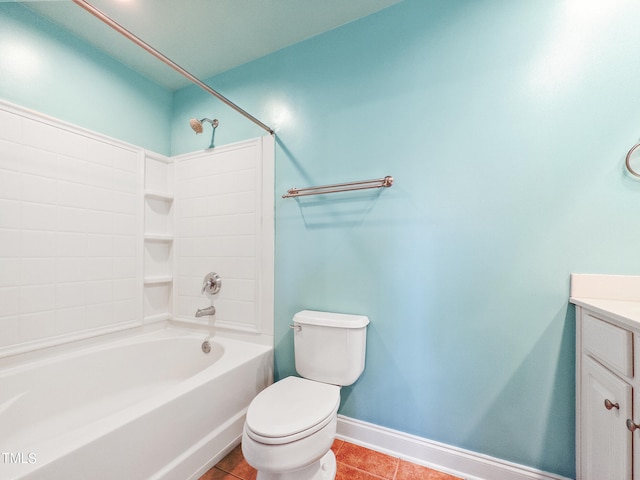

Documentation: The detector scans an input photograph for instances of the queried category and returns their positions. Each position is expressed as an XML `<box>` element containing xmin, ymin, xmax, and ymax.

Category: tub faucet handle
<box><xmin>202</xmin><ymin>273</ymin><xmax>222</xmax><ymax>296</ymax></box>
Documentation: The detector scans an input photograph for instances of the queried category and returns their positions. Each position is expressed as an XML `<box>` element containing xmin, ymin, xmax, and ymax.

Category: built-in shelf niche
<box><xmin>143</xmin><ymin>152</ymin><xmax>174</xmax><ymax>323</ymax></box>
<box><xmin>143</xmin><ymin>282</ymin><xmax>173</xmax><ymax>322</ymax></box>
<box><xmin>144</xmin><ymin>233</ymin><xmax>173</xmax><ymax>242</ymax></box>
<box><xmin>144</xmin><ymin>240</ymin><xmax>172</xmax><ymax>278</ymax></box>
<box><xmin>144</xmin><ymin>276</ymin><xmax>174</xmax><ymax>285</ymax></box>
<box><xmin>144</xmin><ymin>194</ymin><xmax>173</xmax><ymax>237</ymax></box>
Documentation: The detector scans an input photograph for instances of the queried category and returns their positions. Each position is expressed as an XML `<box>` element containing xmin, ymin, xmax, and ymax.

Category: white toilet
<box><xmin>242</xmin><ymin>310</ymin><xmax>369</xmax><ymax>480</ymax></box>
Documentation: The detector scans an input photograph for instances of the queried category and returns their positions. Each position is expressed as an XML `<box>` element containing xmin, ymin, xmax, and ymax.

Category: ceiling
<box><xmin>20</xmin><ymin>0</ymin><xmax>403</xmax><ymax>90</ymax></box>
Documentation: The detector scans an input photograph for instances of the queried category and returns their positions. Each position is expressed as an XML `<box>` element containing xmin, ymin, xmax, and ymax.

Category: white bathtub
<box><xmin>0</xmin><ymin>326</ymin><xmax>273</xmax><ymax>480</ymax></box>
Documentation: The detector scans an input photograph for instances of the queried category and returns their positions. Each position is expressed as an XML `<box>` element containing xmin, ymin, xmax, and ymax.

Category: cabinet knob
<box><xmin>627</xmin><ymin>419</ymin><xmax>640</xmax><ymax>432</ymax></box>
<box><xmin>604</xmin><ymin>399</ymin><xmax>620</xmax><ymax>410</ymax></box>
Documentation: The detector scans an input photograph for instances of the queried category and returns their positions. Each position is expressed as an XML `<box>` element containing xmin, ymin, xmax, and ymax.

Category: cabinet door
<box><xmin>581</xmin><ymin>357</ymin><xmax>632</xmax><ymax>480</ymax></box>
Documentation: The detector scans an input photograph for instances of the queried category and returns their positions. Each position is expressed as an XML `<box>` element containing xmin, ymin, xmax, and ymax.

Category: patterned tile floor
<box><xmin>200</xmin><ymin>439</ymin><xmax>463</xmax><ymax>480</ymax></box>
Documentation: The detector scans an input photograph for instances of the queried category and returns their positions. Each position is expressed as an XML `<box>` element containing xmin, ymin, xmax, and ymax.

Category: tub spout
<box><xmin>195</xmin><ymin>305</ymin><xmax>216</xmax><ymax>317</ymax></box>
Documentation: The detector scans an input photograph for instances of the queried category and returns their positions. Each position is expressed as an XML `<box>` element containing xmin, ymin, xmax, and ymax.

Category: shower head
<box><xmin>189</xmin><ymin>117</ymin><xmax>219</xmax><ymax>134</ymax></box>
<box><xmin>189</xmin><ymin>118</ymin><xmax>203</xmax><ymax>134</ymax></box>
<box><xmin>189</xmin><ymin>117</ymin><xmax>220</xmax><ymax>148</ymax></box>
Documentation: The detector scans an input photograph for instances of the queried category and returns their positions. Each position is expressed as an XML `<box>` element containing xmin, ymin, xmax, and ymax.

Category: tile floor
<box><xmin>200</xmin><ymin>439</ymin><xmax>463</xmax><ymax>480</ymax></box>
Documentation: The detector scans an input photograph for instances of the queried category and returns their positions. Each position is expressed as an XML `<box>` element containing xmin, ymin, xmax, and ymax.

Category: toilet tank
<box><xmin>293</xmin><ymin>310</ymin><xmax>369</xmax><ymax>386</ymax></box>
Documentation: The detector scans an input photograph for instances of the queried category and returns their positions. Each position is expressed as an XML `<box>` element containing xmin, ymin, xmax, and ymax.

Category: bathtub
<box><xmin>0</xmin><ymin>326</ymin><xmax>273</xmax><ymax>480</ymax></box>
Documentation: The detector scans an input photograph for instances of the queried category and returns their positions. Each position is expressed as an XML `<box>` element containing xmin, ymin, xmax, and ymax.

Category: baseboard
<box><xmin>336</xmin><ymin>415</ymin><xmax>573</xmax><ymax>480</ymax></box>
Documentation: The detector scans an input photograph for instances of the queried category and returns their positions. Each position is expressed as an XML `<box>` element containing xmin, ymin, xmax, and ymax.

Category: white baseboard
<box><xmin>336</xmin><ymin>415</ymin><xmax>573</xmax><ymax>480</ymax></box>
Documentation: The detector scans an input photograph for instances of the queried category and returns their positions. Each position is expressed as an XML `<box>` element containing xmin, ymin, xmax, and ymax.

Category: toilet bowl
<box><xmin>242</xmin><ymin>310</ymin><xmax>369</xmax><ymax>480</ymax></box>
<box><xmin>242</xmin><ymin>376</ymin><xmax>339</xmax><ymax>479</ymax></box>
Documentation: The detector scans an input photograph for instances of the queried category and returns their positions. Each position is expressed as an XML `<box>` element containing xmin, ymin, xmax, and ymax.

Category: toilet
<box><xmin>242</xmin><ymin>310</ymin><xmax>369</xmax><ymax>480</ymax></box>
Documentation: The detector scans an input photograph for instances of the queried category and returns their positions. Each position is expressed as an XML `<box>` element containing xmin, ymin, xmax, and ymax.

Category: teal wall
<box><xmin>0</xmin><ymin>3</ymin><xmax>172</xmax><ymax>155</ymax></box>
<box><xmin>173</xmin><ymin>1</ymin><xmax>640</xmax><ymax>477</ymax></box>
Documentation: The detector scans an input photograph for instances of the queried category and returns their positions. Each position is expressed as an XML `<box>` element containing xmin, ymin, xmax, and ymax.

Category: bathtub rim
<box><xmin>0</xmin><ymin>319</ymin><xmax>272</xmax><ymax>375</ymax></box>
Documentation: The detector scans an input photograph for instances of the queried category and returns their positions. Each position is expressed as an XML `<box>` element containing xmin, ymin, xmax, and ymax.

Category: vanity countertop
<box><xmin>570</xmin><ymin>273</ymin><xmax>640</xmax><ymax>331</ymax></box>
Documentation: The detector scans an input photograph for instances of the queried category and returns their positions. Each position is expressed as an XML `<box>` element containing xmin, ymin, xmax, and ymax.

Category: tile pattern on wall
<box><xmin>0</xmin><ymin>105</ymin><xmax>141</xmax><ymax>352</ymax></box>
<box><xmin>173</xmin><ymin>141</ymin><xmax>263</xmax><ymax>332</ymax></box>
<box><xmin>201</xmin><ymin>440</ymin><xmax>464</xmax><ymax>480</ymax></box>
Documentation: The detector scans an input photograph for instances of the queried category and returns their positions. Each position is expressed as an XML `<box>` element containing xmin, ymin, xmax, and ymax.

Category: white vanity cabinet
<box><xmin>572</xmin><ymin>274</ymin><xmax>640</xmax><ymax>479</ymax></box>
<box><xmin>576</xmin><ymin>309</ymin><xmax>633</xmax><ymax>479</ymax></box>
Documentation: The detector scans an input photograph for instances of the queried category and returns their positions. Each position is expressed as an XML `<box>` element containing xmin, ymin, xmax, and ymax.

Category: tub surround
<box><xmin>172</xmin><ymin>137</ymin><xmax>275</xmax><ymax>339</ymax></box>
<box><xmin>0</xmin><ymin>100</ymin><xmax>142</xmax><ymax>356</ymax></box>
<box><xmin>0</xmin><ymin>100</ymin><xmax>275</xmax><ymax>358</ymax></box>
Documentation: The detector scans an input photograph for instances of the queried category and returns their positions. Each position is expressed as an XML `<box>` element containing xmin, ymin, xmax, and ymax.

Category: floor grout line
<box><xmin>203</xmin><ymin>439</ymin><xmax>463</xmax><ymax>480</ymax></box>
<box><xmin>391</xmin><ymin>458</ymin><xmax>400</xmax><ymax>480</ymax></box>
<box><xmin>213</xmin><ymin>466</ymin><xmax>243</xmax><ymax>479</ymax></box>
<box><xmin>336</xmin><ymin>462</ymin><xmax>388</xmax><ymax>480</ymax></box>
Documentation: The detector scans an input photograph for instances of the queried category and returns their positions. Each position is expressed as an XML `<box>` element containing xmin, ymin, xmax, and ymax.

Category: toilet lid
<box><xmin>246</xmin><ymin>376</ymin><xmax>340</xmax><ymax>442</ymax></box>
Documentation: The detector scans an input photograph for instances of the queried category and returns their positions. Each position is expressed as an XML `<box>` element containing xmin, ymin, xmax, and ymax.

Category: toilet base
<box><xmin>256</xmin><ymin>450</ymin><xmax>336</xmax><ymax>480</ymax></box>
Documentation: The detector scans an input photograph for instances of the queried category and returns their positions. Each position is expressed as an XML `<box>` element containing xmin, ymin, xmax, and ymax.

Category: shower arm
<box><xmin>72</xmin><ymin>0</ymin><xmax>275</xmax><ymax>136</ymax></box>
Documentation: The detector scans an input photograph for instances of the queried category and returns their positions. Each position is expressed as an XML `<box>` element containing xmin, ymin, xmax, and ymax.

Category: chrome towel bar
<box><xmin>283</xmin><ymin>176</ymin><xmax>393</xmax><ymax>198</ymax></box>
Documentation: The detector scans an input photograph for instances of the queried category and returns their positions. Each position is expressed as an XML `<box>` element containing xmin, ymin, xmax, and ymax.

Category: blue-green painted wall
<box><xmin>173</xmin><ymin>1</ymin><xmax>640</xmax><ymax>476</ymax></box>
<box><xmin>0</xmin><ymin>3</ymin><xmax>172</xmax><ymax>154</ymax></box>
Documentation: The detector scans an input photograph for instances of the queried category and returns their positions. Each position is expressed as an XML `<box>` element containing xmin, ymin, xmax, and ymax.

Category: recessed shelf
<box><xmin>143</xmin><ymin>313</ymin><xmax>172</xmax><ymax>323</ymax></box>
<box><xmin>144</xmin><ymin>190</ymin><xmax>174</xmax><ymax>202</ymax></box>
<box><xmin>144</xmin><ymin>233</ymin><xmax>174</xmax><ymax>242</ymax></box>
<box><xmin>144</xmin><ymin>275</ymin><xmax>173</xmax><ymax>285</ymax></box>
<box><xmin>144</xmin><ymin>154</ymin><xmax>174</xmax><ymax>324</ymax></box>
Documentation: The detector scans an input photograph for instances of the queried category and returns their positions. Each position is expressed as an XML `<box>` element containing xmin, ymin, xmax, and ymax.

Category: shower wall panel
<box><xmin>173</xmin><ymin>137</ymin><xmax>274</xmax><ymax>337</ymax></box>
<box><xmin>0</xmin><ymin>102</ymin><xmax>142</xmax><ymax>355</ymax></box>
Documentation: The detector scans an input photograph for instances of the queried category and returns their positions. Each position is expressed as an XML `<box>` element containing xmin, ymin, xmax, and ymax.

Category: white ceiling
<box><xmin>21</xmin><ymin>0</ymin><xmax>403</xmax><ymax>90</ymax></box>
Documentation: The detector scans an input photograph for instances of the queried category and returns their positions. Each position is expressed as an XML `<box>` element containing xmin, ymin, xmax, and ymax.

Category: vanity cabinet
<box><xmin>576</xmin><ymin>309</ymin><xmax>635</xmax><ymax>479</ymax></box>
<box><xmin>572</xmin><ymin>273</ymin><xmax>640</xmax><ymax>480</ymax></box>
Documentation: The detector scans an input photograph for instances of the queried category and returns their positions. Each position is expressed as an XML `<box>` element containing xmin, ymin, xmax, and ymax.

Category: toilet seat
<box><xmin>245</xmin><ymin>376</ymin><xmax>340</xmax><ymax>445</ymax></box>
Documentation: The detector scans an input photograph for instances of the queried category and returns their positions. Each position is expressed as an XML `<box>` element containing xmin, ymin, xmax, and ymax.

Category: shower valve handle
<box><xmin>201</xmin><ymin>273</ymin><xmax>222</xmax><ymax>296</ymax></box>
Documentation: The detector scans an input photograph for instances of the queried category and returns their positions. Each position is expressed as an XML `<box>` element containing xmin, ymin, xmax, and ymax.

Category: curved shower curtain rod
<box><xmin>72</xmin><ymin>0</ymin><xmax>275</xmax><ymax>136</ymax></box>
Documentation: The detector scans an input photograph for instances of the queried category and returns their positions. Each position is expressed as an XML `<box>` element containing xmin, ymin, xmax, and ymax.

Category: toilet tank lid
<box><xmin>293</xmin><ymin>310</ymin><xmax>370</xmax><ymax>328</ymax></box>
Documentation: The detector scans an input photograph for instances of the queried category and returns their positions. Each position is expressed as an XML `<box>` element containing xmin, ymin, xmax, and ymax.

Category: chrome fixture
<box><xmin>625</xmin><ymin>141</ymin><xmax>640</xmax><ymax>178</ymax></box>
<box><xmin>202</xmin><ymin>340</ymin><xmax>212</xmax><ymax>353</ymax></box>
<box><xmin>202</xmin><ymin>272</ymin><xmax>222</xmax><ymax>296</ymax></box>
<box><xmin>283</xmin><ymin>176</ymin><xmax>394</xmax><ymax>198</ymax></box>
<box><xmin>195</xmin><ymin>273</ymin><xmax>221</xmax><ymax>318</ymax></box>
<box><xmin>71</xmin><ymin>0</ymin><xmax>274</xmax><ymax>135</ymax></box>
<box><xmin>190</xmin><ymin>117</ymin><xmax>219</xmax><ymax>149</ymax></box>
<box><xmin>195</xmin><ymin>305</ymin><xmax>216</xmax><ymax>317</ymax></box>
